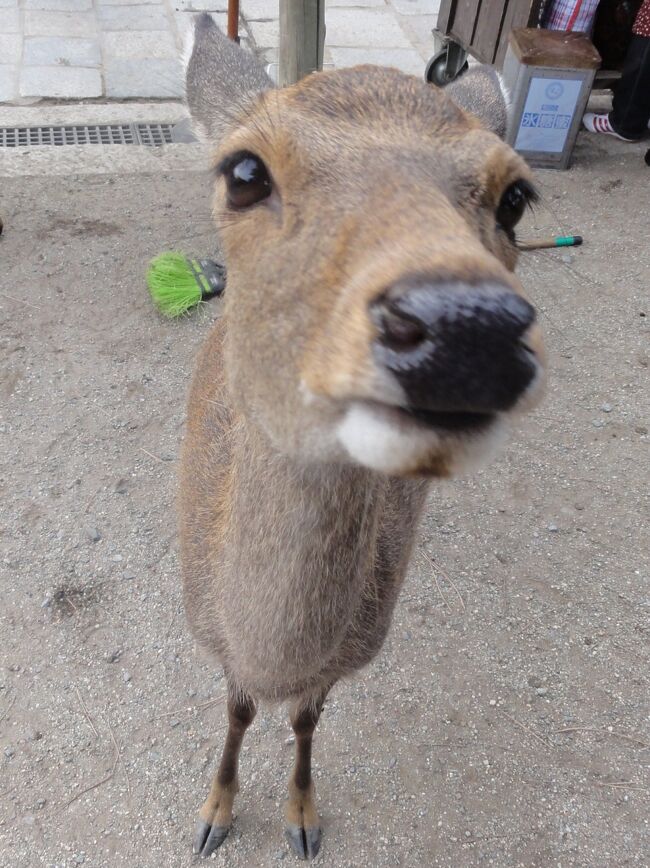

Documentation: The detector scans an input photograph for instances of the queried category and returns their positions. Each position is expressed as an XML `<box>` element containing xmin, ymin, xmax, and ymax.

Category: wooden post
<box><xmin>279</xmin><ymin>0</ymin><xmax>325</xmax><ymax>86</ymax></box>
<box><xmin>227</xmin><ymin>0</ymin><xmax>240</xmax><ymax>42</ymax></box>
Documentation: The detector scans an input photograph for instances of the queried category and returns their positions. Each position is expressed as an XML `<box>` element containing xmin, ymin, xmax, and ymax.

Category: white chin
<box><xmin>336</xmin><ymin>402</ymin><xmax>507</xmax><ymax>477</ymax></box>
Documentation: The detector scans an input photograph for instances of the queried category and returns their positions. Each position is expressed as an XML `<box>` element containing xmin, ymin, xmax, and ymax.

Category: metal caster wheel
<box><xmin>424</xmin><ymin>46</ymin><xmax>468</xmax><ymax>86</ymax></box>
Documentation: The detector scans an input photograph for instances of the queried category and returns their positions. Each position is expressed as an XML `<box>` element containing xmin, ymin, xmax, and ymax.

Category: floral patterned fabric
<box><xmin>633</xmin><ymin>0</ymin><xmax>650</xmax><ymax>37</ymax></box>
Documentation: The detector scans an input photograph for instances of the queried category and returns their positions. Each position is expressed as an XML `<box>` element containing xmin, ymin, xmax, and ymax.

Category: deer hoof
<box><xmin>285</xmin><ymin>823</ymin><xmax>322</xmax><ymax>860</ymax></box>
<box><xmin>193</xmin><ymin>819</ymin><xmax>230</xmax><ymax>857</ymax></box>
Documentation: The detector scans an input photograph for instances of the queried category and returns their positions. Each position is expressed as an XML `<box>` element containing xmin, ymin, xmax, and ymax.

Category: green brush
<box><xmin>146</xmin><ymin>252</ymin><xmax>226</xmax><ymax>317</ymax></box>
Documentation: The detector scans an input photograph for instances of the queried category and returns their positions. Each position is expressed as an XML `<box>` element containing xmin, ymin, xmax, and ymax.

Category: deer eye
<box><xmin>218</xmin><ymin>151</ymin><xmax>272</xmax><ymax>210</ymax></box>
<box><xmin>496</xmin><ymin>180</ymin><xmax>538</xmax><ymax>237</ymax></box>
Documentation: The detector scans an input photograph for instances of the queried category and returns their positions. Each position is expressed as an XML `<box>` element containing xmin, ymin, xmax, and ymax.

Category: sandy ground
<box><xmin>0</xmin><ymin>132</ymin><xmax>649</xmax><ymax>868</ymax></box>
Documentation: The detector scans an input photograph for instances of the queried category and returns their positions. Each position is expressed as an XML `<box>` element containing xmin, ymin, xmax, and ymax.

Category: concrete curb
<box><xmin>0</xmin><ymin>99</ymin><xmax>188</xmax><ymax>126</ymax></box>
<box><xmin>0</xmin><ymin>101</ymin><xmax>204</xmax><ymax>177</ymax></box>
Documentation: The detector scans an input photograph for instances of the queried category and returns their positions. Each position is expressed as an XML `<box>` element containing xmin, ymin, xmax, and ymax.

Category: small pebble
<box><xmin>122</xmin><ymin>570</ymin><xmax>136</xmax><ymax>580</ymax></box>
<box><xmin>106</xmin><ymin>649</ymin><xmax>122</xmax><ymax>663</ymax></box>
<box><xmin>27</xmin><ymin>729</ymin><xmax>43</xmax><ymax>742</ymax></box>
<box><xmin>284</xmin><ymin>736</ymin><xmax>295</xmax><ymax>745</ymax></box>
<box><xmin>592</xmin><ymin>419</ymin><xmax>604</xmax><ymax>428</ymax></box>
<box><xmin>83</xmin><ymin>525</ymin><xmax>101</xmax><ymax>543</ymax></box>
<box><xmin>170</xmin><ymin>719</ymin><xmax>181</xmax><ymax>728</ymax></box>
<box><xmin>4</xmin><ymin>746</ymin><xmax>15</xmax><ymax>758</ymax></box>
<box><xmin>635</xmin><ymin>425</ymin><xmax>648</xmax><ymax>435</ymax></box>
<box><xmin>122</xmin><ymin>670</ymin><xmax>132</xmax><ymax>683</ymax></box>
<box><xmin>489</xmin><ymin>699</ymin><xmax>497</xmax><ymax>706</ymax></box>
<box><xmin>274</xmin><ymin>850</ymin><xmax>286</xmax><ymax>861</ymax></box>
<box><xmin>547</xmin><ymin>523</ymin><xmax>558</xmax><ymax>532</ymax></box>
<box><xmin>600</xmin><ymin>403</ymin><xmax>612</xmax><ymax>413</ymax></box>
<box><xmin>536</xmin><ymin>687</ymin><xmax>548</xmax><ymax>696</ymax></box>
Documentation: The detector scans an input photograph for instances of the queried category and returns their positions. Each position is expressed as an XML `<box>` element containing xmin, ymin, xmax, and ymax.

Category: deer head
<box><xmin>185</xmin><ymin>14</ymin><xmax>545</xmax><ymax>478</ymax></box>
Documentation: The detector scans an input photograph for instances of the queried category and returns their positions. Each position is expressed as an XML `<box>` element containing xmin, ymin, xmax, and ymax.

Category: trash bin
<box><xmin>426</xmin><ymin>0</ymin><xmax>545</xmax><ymax>84</ymax></box>
<box><xmin>502</xmin><ymin>27</ymin><xmax>601</xmax><ymax>168</ymax></box>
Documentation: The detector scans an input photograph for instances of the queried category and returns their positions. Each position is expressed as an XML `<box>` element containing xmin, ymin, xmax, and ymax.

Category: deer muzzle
<box><xmin>371</xmin><ymin>280</ymin><xmax>540</xmax><ymax>422</ymax></box>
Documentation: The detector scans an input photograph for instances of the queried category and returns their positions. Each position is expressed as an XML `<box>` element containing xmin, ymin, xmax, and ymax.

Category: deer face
<box><xmin>187</xmin><ymin>18</ymin><xmax>545</xmax><ymax>477</ymax></box>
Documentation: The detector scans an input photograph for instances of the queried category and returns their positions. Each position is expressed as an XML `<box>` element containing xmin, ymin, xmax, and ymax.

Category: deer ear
<box><xmin>444</xmin><ymin>66</ymin><xmax>510</xmax><ymax>139</ymax></box>
<box><xmin>184</xmin><ymin>13</ymin><xmax>273</xmax><ymax>142</ymax></box>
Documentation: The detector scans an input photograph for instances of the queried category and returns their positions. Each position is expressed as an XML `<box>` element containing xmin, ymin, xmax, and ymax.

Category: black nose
<box><xmin>371</xmin><ymin>280</ymin><xmax>538</xmax><ymax>414</ymax></box>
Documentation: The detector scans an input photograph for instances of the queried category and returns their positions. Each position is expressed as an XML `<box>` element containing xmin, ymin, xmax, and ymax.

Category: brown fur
<box><xmin>181</xmin><ymin>322</ymin><xmax>429</xmax><ymax>699</ymax></box>
<box><xmin>180</xmin><ymin>17</ymin><xmax>545</xmax><ymax>857</ymax></box>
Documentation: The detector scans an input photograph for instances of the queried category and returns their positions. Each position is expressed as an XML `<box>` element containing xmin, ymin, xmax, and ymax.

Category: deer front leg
<box><xmin>193</xmin><ymin>687</ymin><xmax>256</xmax><ymax>858</ymax></box>
<box><xmin>285</xmin><ymin>687</ymin><xmax>329</xmax><ymax>860</ymax></box>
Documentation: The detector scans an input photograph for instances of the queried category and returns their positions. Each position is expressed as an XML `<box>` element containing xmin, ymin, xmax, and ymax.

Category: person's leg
<box><xmin>583</xmin><ymin>35</ymin><xmax>650</xmax><ymax>141</ymax></box>
<box><xmin>609</xmin><ymin>35</ymin><xmax>650</xmax><ymax>138</ymax></box>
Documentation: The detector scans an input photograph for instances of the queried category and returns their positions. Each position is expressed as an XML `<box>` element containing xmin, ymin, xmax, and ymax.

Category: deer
<box><xmin>179</xmin><ymin>13</ymin><xmax>546</xmax><ymax>861</ymax></box>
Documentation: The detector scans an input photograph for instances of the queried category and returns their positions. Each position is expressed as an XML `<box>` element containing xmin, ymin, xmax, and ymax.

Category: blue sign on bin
<box><xmin>515</xmin><ymin>78</ymin><xmax>582</xmax><ymax>153</ymax></box>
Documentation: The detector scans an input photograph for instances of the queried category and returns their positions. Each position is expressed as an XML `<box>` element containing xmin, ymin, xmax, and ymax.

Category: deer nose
<box><xmin>371</xmin><ymin>281</ymin><xmax>538</xmax><ymax>413</ymax></box>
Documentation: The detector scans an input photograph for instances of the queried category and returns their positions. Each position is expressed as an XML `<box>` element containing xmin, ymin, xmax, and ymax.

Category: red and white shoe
<box><xmin>582</xmin><ymin>112</ymin><xmax>639</xmax><ymax>142</ymax></box>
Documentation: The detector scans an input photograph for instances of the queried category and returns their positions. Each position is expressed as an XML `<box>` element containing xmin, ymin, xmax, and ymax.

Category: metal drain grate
<box><xmin>0</xmin><ymin>122</ymin><xmax>175</xmax><ymax>148</ymax></box>
<box><xmin>134</xmin><ymin>123</ymin><xmax>173</xmax><ymax>146</ymax></box>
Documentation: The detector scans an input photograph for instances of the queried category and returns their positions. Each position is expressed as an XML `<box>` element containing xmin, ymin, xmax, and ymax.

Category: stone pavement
<box><xmin>245</xmin><ymin>0</ymin><xmax>440</xmax><ymax>79</ymax></box>
<box><xmin>0</xmin><ymin>0</ymin><xmax>439</xmax><ymax>104</ymax></box>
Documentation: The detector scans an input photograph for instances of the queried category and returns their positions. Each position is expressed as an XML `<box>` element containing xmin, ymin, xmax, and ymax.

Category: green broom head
<box><xmin>146</xmin><ymin>252</ymin><xmax>225</xmax><ymax>317</ymax></box>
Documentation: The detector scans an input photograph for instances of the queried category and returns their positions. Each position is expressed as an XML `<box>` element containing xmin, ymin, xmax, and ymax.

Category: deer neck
<box><xmin>219</xmin><ymin>419</ymin><xmax>384</xmax><ymax>696</ymax></box>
